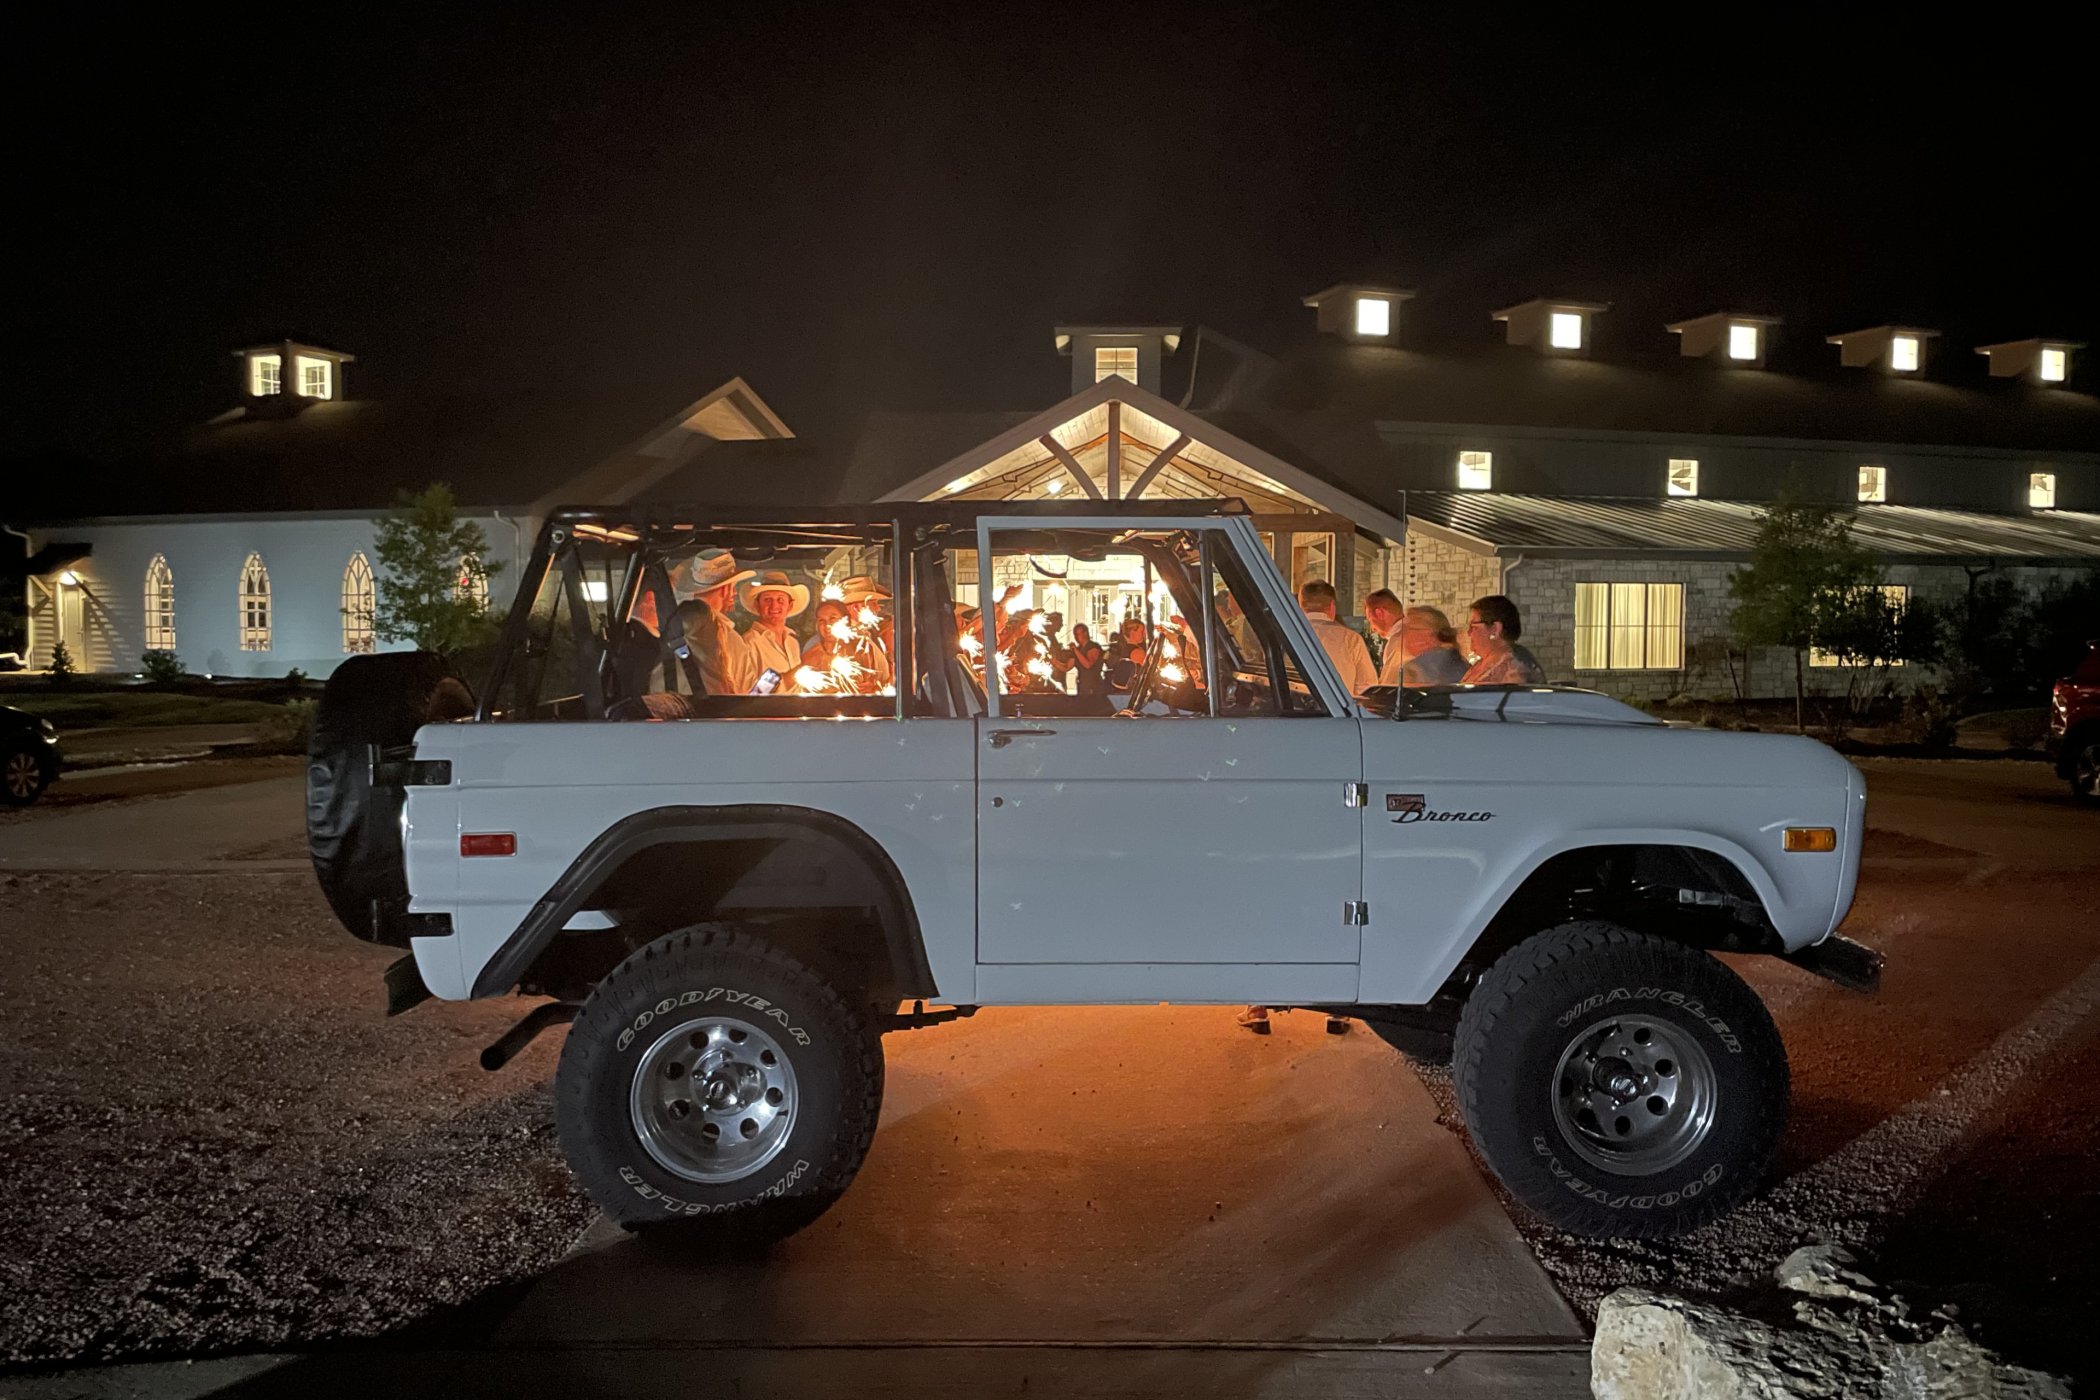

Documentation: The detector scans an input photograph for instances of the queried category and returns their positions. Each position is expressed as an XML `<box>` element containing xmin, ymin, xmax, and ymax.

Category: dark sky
<box><xmin>7</xmin><ymin>8</ymin><xmax>2090</xmax><ymax>471</ymax></box>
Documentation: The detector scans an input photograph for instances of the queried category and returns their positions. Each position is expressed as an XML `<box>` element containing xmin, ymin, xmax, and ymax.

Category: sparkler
<box><xmin>1160</xmin><ymin>662</ymin><xmax>1187</xmax><ymax>685</ymax></box>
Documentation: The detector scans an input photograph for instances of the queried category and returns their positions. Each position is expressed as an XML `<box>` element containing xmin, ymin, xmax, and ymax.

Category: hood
<box><xmin>1405</xmin><ymin>686</ymin><xmax>1660</xmax><ymax>727</ymax></box>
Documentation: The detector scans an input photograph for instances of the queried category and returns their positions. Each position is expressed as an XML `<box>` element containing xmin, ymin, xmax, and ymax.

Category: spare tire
<box><xmin>307</xmin><ymin>651</ymin><xmax>475</xmax><ymax>943</ymax></box>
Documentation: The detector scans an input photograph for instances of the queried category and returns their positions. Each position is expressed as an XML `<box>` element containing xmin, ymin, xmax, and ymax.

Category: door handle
<box><xmin>987</xmin><ymin>728</ymin><xmax>1054</xmax><ymax>748</ymax></box>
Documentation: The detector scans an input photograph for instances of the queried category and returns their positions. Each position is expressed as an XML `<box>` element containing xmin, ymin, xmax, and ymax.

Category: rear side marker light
<box><xmin>1783</xmin><ymin>827</ymin><xmax>1836</xmax><ymax>853</ymax></box>
<box><xmin>461</xmin><ymin>833</ymin><xmax>517</xmax><ymax>857</ymax></box>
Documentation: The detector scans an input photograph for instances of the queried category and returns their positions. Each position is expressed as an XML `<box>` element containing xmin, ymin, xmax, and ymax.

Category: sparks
<box><xmin>831</xmin><ymin>654</ymin><xmax>863</xmax><ymax>682</ymax></box>
<box><xmin>793</xmin><ymin>666</ymin><xmax>829</xmax><ymax>693</ymax></box>
<box><xmin>1025</xmin><ymin>656</ymin><xmax>1054</xmax><ymax>679</ymax></box>
<box><xmin>828</xmin><ymin>617</ymin><xmax>856</xmax><ymax>644</ymax></box>
<box><xmin>1027</xmin><ymin>612</ymin><xmax>1047</xmax><ymax>635</ymax></box>
<box><xmin>1160</xmin><ymin>662</ymin><xmax>1187</xmax><ymax>684</ymax></box>
<box><xmin>856</xmin><ymin>606</ymin><xmax>881</xmax><ymax>629</ymax></box>
<box><xmin>1161</xmin><ymin>639</ymin><xmax>1178</xmax><ymax>660</ymax></box>
<box><xmin>959</xmin><ymin>632</ymin><xmax>984</xmax><ymax>657</ymax></box>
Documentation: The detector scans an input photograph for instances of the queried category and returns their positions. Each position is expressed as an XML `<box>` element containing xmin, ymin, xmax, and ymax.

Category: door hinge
<box><xmin>1343</xmin><ymin>781</ymin><xmax>1369</xmax><ymax>808</ymax></box>
<box><xmin>1342</xmin><ymin>900</ymin><xmax>1369</xmax><ymax>926</ymax></box>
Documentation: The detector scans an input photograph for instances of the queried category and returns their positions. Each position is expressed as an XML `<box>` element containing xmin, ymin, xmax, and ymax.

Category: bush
<box><xmin>47</xmin><ymin>641</ymin><xmax>76</xmax><ymax>688</ymax></box>
<box><xmin>258</xmin><ymin>698</ymin><xmax>317</xmax><ymax>753</ymax></box>
<box><xmin>1898</xmin><ymin>687</ymin><xmax>1962</xmax><ymax>754</ymax></box>
<box><xmin>141</xmin><ymin>650</ymin><xmax>183</xmax><ymax>686</ymax></box>
<box><xmin>2002</xmin><ymin>710</ymin><xmax>2049</xmax><ymax>752</ymax></box>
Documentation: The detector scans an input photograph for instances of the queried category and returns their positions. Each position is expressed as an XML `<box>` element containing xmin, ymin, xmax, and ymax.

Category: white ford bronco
<box><xmin>307</xmin><ymin>500</ymin><xmax>1876</xmax><ymax>1242</ymax></box>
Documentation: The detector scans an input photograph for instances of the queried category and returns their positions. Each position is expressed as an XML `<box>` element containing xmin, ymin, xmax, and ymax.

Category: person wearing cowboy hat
<box><xmin>739</xmin><ymin>570</ymin><xmax>810</xmax><ymax>691</ymax></box>
<box><xmin>837</xmin><ymin>576</ymin><xmax>896</xmax><ymax>679</ymax></box>
<box><xmin>803</xmin><ymin>578</ymin><xmax>895</xmax><ymax>694</ymax></box>
<box><xmin>668</xmin><ymin>549</ymin><xmax>759</xmax><ymax>696</ymax></box>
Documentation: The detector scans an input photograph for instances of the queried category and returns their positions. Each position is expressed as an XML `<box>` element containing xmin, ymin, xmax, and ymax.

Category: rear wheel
<box><xmin>1453</xmin><ymin>921</ymin><xmax>1788</xmax><ymax>1239</ymax></box>
<box><xmin>2071</xmin><ymin>735</ymin><xmax>2098</xmax><ymax>805</ymax></box>
<box><xmin>556</xmin><ymin>924</ymin><xmax>884</xmax><ymax>1244</ymax></box>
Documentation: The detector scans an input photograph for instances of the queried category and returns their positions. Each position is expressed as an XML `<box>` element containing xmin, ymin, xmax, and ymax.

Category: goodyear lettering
<box><xmin>616</xmin><ymin>985</ymin><xmax>814</xmax><ymax>1051</ymax></box>
<box><xmin>618</xmin><ymin>1160</ymin><xmax>812</xmax><ymax>1216</ymax></box>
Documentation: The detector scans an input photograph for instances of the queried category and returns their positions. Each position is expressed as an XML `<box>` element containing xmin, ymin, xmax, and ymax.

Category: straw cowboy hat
<box><xmin>739</xmin><ymin>570</ymin><xmax>811</xmax><ymax>617</ymax></box>
<box><xmin>676</xmin><ymin>548</ymin><xmax>754</xmax><ymax>600</ymax></box>
<box><xmin>836</xmin><ymin>575</ymin><xmax>892</xmax><ymax>604</ymax></box>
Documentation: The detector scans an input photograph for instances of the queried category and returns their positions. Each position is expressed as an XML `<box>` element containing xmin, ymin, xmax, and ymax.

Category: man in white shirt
<box><xmin>1364</xmin><ymin>588</ymin><xmax>1406</xmax><ymax>689</ymax></box>
<box><xmin>1299</xmin><ymin>579</ymin><xmax>1377</xmax><ymax>696</ymax></box>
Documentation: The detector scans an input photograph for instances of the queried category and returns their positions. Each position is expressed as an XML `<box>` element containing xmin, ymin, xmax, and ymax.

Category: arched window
<box><xmin>342</xmin><ymin>552</ymin><xmax>376</xmax><ymax>654</ymax></box>
<box><xmin>456</xmin><ymin>553</ymin><xmax>490</xmax><ymax>609</ymax></box>
<box><xmin>238</xmin><ymin>553</ymin><xmax>271</xmax><ymax>651</ymax></box>
<box><xmin>143</xmin><ymin>555</ymin><xmax>176</xmax><ymax>652</ymax></box>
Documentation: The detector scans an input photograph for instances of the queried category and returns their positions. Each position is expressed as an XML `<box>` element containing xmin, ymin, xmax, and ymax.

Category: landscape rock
<box><xmin>1592</xmin><ymin>1253</ymin><xmax>2072</xmax><ymax>1400</ymax></box>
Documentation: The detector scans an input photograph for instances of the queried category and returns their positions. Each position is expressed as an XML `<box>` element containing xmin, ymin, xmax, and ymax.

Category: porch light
<box><xmin>1727</xmin><ymin>324</ymin><xmax>1760</xmax><ymax>361</ymax></box>
<box><xmin>1045</xmin><ymin>478</ymin><xmax>1064</xmax><ymax>494</ymax></box>
<box><xmin>1354</xmin><ymin>297</ymin><xmax>1391</xmax><ymax>337</ymax></box>
<box><xmin>58</xmin><ymin>570</ymin><xmax>79</xmax><ymax>586</ymax></box>
<box><xmin>1549</xmin><ymin>311</ymin><xmax>1584</xmax><ymax>350</ymax></box>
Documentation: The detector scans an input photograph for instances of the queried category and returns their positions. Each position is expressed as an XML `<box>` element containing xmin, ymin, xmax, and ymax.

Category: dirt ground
<box><xmin>0</xmin><ymin>759</ymin><xmax>2094</xmax><ymax>1382</ymax></box>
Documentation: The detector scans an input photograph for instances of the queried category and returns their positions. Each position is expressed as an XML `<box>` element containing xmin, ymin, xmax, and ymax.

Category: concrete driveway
<box><xmin>0</xmin><ymin>772</ymin><xmax>307</xmax><ymax>869</ymax></box>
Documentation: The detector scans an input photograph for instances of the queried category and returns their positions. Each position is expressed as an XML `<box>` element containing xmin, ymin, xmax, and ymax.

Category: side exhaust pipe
<box><xmin>481</xmin><ymin>1000</ymin><xmax>583</xmax><ymax>1071</ymax></box>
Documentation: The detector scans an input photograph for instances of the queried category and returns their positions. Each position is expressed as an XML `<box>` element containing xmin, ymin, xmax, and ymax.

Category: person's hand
<box><xmin>1000</xmin><ymin>583</ymin><xmax>1024</xmax><ymax>603</ymax></box>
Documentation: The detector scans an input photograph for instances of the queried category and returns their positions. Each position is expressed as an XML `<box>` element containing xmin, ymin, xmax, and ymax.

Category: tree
<box><xmin>371</xmin><ymin>483</ymin><xmax>504</xmax><ymax>656</ymax></box>
<box><xmin>1813</xmin><ymin>583</ymin><xmax>1942</xmax><ymax>734</ymax></box>
<box><xmin>1728</xmin><ymin>488</ymin><xmax>1878</xmax><ymax>732</ymax></box>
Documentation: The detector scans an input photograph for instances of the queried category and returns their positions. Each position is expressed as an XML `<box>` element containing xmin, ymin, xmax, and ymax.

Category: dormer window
<box><xmin>1457</xmin><ymin>450</ymin><xmax>1493</xmax><ymax>491</ymax></box>
<box><xmin>1093</xmin><ymin>346</ymin><xmax>1138</xmax><ymax>383</ymax></box>
<box><xmin>1666</xmin><ymin>312</ymin><xmax>1779</xmax><ymax>367</ymax></box>
<box><xmin>1667</xmin><ymin>458</ymin><xmax>1700</xmax><ymax>497</ymax></box>
<box><xmin>251</xmin><ymin>354</ymin><xmax>281</xmax><ymax>397</ymax></box>
<box><xmin>1055</xmin><ymin>325</ymin><xmax>1178</xmax><ymax>394</ymax></box>
<box><xmin>2031</xmin><ymin>473</ymin><xmax>2057</xmax><ymax>509</ymax></box>
<box><xmin>1977</xmin><ymin>337</ymin><xmax>2081</xmax><ymax>384</ymax></box>
<box><xmin>1302</xmin><ymin>283</ymin><xmax>1414</xmax><ymax>341</ymax></box>
<box><xmin>296</xmin><ymin>356</ymin><xmax>334</xmax><ymax>399</ymax></box>
<box><xmin>1858</xmin><ymin>465</ymin><xmax>1887</xmax><ymax>503</ymax></box>
<box><xmin>1493</xmin><ymin>298</ymin><xmax>1607</xmax><ymax>355</ymax></box>
<box><xmin>1827</xmin><ymin>325</ymin><xmax>1938</xmax><ymax>374</ymax></box>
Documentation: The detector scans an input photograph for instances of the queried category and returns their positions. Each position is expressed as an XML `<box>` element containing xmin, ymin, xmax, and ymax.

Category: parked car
<box><xmin>1</xmin><ymin>705</ymin><xmax>61</xmax><ymax>805</ymax></box>
<box><xmin>306</xmin><ymin>500</ymin><xmax>1876</xmax><ymax>1244</ymax></box>
<box><xmin>2049</xmin><ymin>639</ymin><xmax>2100</xmax><ymax>805</ymax></box>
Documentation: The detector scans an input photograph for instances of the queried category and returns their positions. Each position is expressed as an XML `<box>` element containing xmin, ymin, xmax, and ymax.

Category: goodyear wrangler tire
<box><xmin>307</xmin><ymin>650</ymin><xmax>474</xmax><ymax>941</ymax></box>
<box><xmin>1453</xmin><ymin>921</ymin><xmax>1787</xmax><ymax>1240</ymax></box>
<box><xmin>556</xmin><ymin>924</ymin><xmax>884</xmax><ymax>1243</ymax></box>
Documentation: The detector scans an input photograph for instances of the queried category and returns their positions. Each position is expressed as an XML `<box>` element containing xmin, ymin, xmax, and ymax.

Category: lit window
<box><xmin>1889</xmin><ymin>335</ymin><xmax>1920</xmax><ymax>373</ymax></box>
<box><xmin>1858</xmin><ymin>465</ymin><xmax>1887</xmax><ymax>503</ymax></box>
<box><xmin>456</xmin><ymin>554</ymin><xmax>490</xmax><ymax>609</ymax></box>
<box><xmin>1573</xmin><ymin>582</ymin><xmax>1684</xmax><ymax>670</ymax></box>
<box><xmin>2030</xmin><ymin>473</ymin><xmax>2057</xmax><ymax>509</ymax></box>
<box><xmin>945</xmin><ymin>477</ymin><xmax>970</xmax><ymax>494</ymax></box>
<box><xmin>1548</xmin><ymin>311</ymin><xmax>1584</xmax><ymax>350</ymax></box>
<box><xmin>296</xmin><ymin>355</ymin><xmax>333</xmax><ymax>399</ymax></box>
<box><xmin>581</xmin><ymin>579</ymin><xmax>609</xmax><ymax>602</ymax></box>
<box><xmin>251</xmin><ymin>354</ymin><xmax>282</xmax><ymax>397</ymax></box>
<box><xmin>1727</xmin><ymin>324</ymin><xmax>1760</xmax><ymax>361</ymax></box>
<box><xmin>1354</xmin><ymin>297</ymin><xmax>1391</xmax><ymax>337</ymax></box>
<box><xmin>238</xmin><ymin>553</ymin><xmax>271</xmax><ymax>651</ymax></box>
<box><xmin>1457</xmin><ymin>450</ymin><xmax>1493</xmax><ymax>491</ymax></box>
<box><xmin>1093</xmin><ymin>346</ymin><xmax>1138</xmax><ymax>383</ymax></box>
<box><xmin>341</xmin><ymin>552</ymin><xmax>376</xmax><ymax>654</ymax></box>
<box><xmin>2039</xmin><ymin>347</ymin><xmax>2068</xmax><ymax>383</ymax></box>
<box><xmin>143</xmin><ymin>555</ymin><xmax>176</xmax><ymax>652</ymax></box>
<box><xmin>1812</xmin><ymin>585</ymin><xmax>1910</xmax><ymax>667</ymax></box>
<box><xmin>1666</xmin><ymin>459</ymin><xmax>1700</xmax><ymax>497</ymax></box>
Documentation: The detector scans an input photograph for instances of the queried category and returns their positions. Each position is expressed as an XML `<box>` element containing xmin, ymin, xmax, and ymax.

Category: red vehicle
<box><xmin>2050</xmin><ymin>640</ymin><xmax>2100</xmax><ymax>805</ymax></box>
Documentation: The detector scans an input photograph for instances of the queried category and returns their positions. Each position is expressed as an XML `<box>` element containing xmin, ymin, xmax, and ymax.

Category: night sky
<box><xmin>7</xmin><ymin>9</ymin><xmax>2090</xmax><ymax>490</ymax></box>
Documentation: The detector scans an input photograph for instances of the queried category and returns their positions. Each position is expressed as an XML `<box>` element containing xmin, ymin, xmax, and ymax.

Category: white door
<box><xmin>57</xmin><ymin>583</ymin><xmax>84</xmax><ymax>656</ymax></box>
<box><xmin>969</xmin><ymin>516</ymin><xmax>1363</xmax><ymax>974</ymax></box>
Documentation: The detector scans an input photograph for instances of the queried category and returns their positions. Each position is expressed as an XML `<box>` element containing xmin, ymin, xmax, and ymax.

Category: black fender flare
<box><xmin>469</xmin><ymin>804</ymin><xmax>936</xmax><ymax>999</ymax></box>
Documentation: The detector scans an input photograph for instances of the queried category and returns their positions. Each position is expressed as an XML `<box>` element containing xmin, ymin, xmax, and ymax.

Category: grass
<box><xmin>0</xmin><ymin>692</ymin><xmax>291</xmax><ymax>729</ymax></box>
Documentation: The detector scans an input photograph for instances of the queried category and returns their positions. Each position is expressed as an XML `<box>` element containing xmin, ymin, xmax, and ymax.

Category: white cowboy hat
<box><xmin>676</xmin><ymin>548</ymin><xmax>754</xmax><ymax>600</ymax></box>
<box><xmin>837</xmin><ymin>575</ymin><xmax>892</xmax><ymax>604</ymax></box>
<box><xmin>739</xmin><ymin>570</ymin><xmax>811</xmax><ymax>617</ymax></box>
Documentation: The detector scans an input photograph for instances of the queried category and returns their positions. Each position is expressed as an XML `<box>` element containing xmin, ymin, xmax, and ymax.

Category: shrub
<box><xmin>47</xmin><ymin>641</ymin><xmax>76</xmax><ymax>687</ymax></box>
<box><xmin>141</xmin><ymin>650</ymin><xmax>183</xmax><ymax>686</ymax></box>
<box><xmin>258</xmin><ymin>698</ymin><xmax>317</xmax><ymax>753</ymax></box>
<box><xmin>2002</xmin><ymin>710</ymin><xmax>2049</xmax><ymax>752</ymax></box>
<box><xmin>1898</xmin><ymin>687</ymin><xmax>1962</xmax><ymax>755</ymax></box>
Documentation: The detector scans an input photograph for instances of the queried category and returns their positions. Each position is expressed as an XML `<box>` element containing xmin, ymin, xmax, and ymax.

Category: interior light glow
<box><xmin>1457</xmin><ymin>450</ymin><xmax>1493</xmax><ymax>491</ymax></box>
<box><xmin>1889</xmin><ymin>335</ymin><xmax>1920</xmax><ymax>372</ymax></box>
<box><xmin>1858</xmin><ymin>465</ymin><xmax>1887</xmax><ymax>503</ymax></box>
<box><xmin>294</xmin><ymin>355</ymin><xmax>334</xmax><ymax>399</ymax></box>
<box><xmin>1045</xmin><ymin>477</ymin><xmax>1064</xmax><ymax>494</ymax></box>
<box><xmin>1666</xmin><ymin>459</ymin><xmax>1699</xmax><ymax>497</ymax></box>
<box><xmin>251</xmin><ymin>353</ymin><xmax>282</xmax><ymax>396</ymax></box>
<box><xmin>1727</xmin><ymin>324</ymin><xmax>1760</xmax><ymax>361</ymax></box>
<box><xmin>1354</xmin><ymin>297</ymin><xmax>1390</xmax><ymax>337</ymax></box>
<box><xmin>1548</xmin><ymin>311</ymin><xmax>1583</xmax><ymax>350</ymax></box>
<box><xmin>582</xmin><ymin>580</ymin><xmax>609</xmax><ymax>602</ymax></box>
<box><xmin>2039</xmin><ymin>347</ymin><xmax>2067</xmax><ymax>383</ymax></box>
<box><xmin>2030</xmin><ymin>473</ymin><xmax>2057</xmax><ymax>509</ymax></box>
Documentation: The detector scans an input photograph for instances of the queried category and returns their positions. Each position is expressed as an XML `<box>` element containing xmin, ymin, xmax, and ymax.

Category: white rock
<box><xmin>1775</xmin><ymin>1243</ymin><xmax>1881</xmax><ymax>1306</ymax></box>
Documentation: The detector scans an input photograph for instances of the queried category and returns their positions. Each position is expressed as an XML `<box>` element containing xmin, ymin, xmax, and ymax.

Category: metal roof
<box><xmin>1402</xmin><ymin>493</ymin><xmax>2100</xmax><ymax>563</ymax></box>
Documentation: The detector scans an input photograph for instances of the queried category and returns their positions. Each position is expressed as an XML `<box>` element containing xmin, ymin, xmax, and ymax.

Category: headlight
<box><xmin>37</xmin><ymin>718</ymin><xmax>57</xmax><ymax>737</ymax></box>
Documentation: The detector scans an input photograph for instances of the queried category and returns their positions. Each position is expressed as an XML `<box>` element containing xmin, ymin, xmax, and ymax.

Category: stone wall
<box><xmin>1400</xmin><ymin>531</ymin><xmax>1504</xmax><ymax>626</ymax></box>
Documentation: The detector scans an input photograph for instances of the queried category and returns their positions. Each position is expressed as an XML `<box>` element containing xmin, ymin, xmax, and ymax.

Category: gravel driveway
<box><xmin>0</xmin><ymin>872</ymin><xmax>592</xmax><ymax>1366</ymax></box>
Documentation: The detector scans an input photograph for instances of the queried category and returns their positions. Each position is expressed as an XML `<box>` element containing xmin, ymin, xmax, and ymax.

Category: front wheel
<box><xmin>1453</xmin><ymin>921</ymin><xmax>1788</xmax><ymax>1239</ymax></box>
<box><xmin>555</xmin><ymin>924</ymin><xmax>884</xmax><ymax>1243</ymax></box>
<box><xmin>2</xmin><ymin>744</ymin><xmax>51</xmax><ymax>806</ymax></box>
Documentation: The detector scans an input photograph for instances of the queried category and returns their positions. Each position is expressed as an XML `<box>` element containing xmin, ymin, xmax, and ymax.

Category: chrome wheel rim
<box><xmin>629</xmin><ymin>1014</ymin><xmax>798</xmax><ymax>1184</ymax></box>
<box><xmin>5</xmin><ymin>752</ymin><xmax>40</xmax><ymax>799</ymax></box>
<box><xmin>1551</xmin><ymin>1013</ymin><xmax>1717</xmax><ymax>1177</ymax></box>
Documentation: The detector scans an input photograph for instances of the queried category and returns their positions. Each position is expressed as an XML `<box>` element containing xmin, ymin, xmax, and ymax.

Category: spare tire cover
<box><xmin>307</xmin><ymin>651</ymin><xmax>475</xmax><ymax>941</ymax></box>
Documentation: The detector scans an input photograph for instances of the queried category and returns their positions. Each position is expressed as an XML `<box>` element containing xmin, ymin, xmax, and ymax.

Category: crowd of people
<box><xmin>622</xmin><ymin>546</ymin><xmax>1545</xmax><ymax>704</ymax></box>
